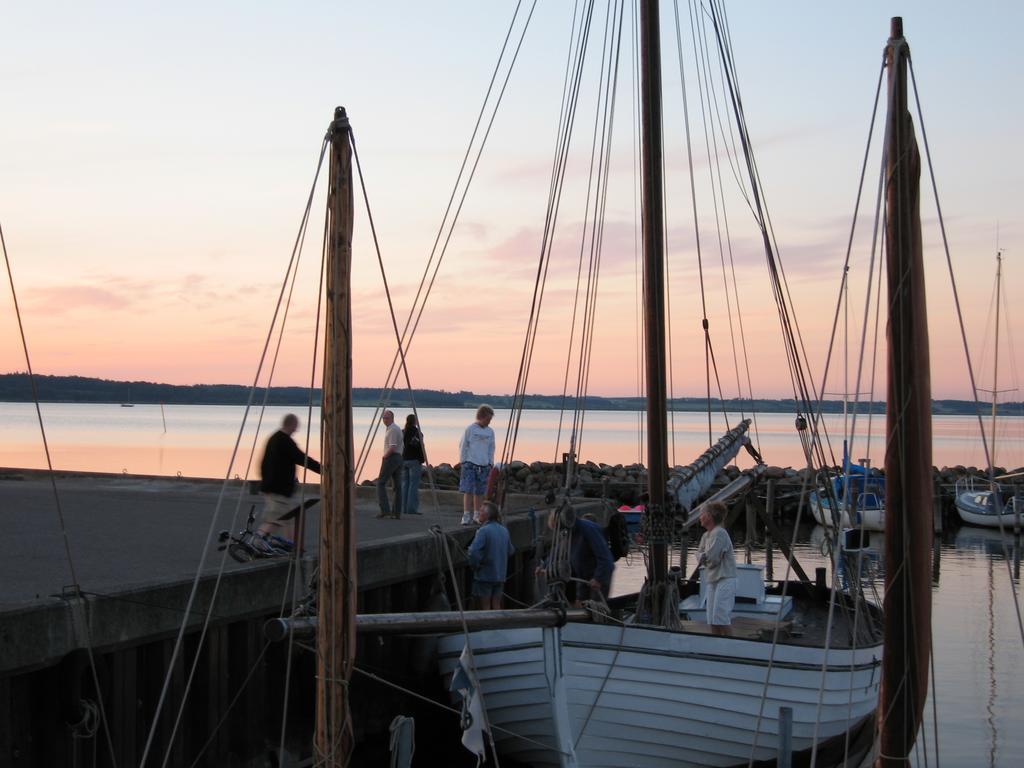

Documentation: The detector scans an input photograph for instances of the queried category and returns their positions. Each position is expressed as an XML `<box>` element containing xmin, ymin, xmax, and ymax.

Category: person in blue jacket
<box><xmin>466</xmin><ymin>502</ymin><xmax>515</xmax><ymax>609</ymax></box>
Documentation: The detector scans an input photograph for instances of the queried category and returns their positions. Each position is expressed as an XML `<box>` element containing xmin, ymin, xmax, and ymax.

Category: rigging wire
<box><xmin>139</xmin><ymin>136</ymin><xmax>329</xmax><ymax>768</ymax></box>
<box><xmin>185</xmin><ymin>642</ymin><xmax>272</xmax><ymax>768</ymax></box>
<box><xmin>673</xmin><ymin>0</ymin><xmax>713</xmax><ymax>446</ymax></box>
<box><xmin>679</xmin><ymin>3</ymin><xmax>887</xmax><ymax>758</ymax></box>
<box><xmin>275</xmin><ymin>165</ymin><xmax>332</xmax><ymax>764</ymax></box>
<box><xmin>688</xmin><ymin>0</ymin><xmax>745</xmax><ymax>435</ymax></box>
<box><xmin>690</xmin><ymin>0</ymin><xmax>753</xmax><ymax>428</ymax></box>
<box><xmin>631</xmin><ymin>0</ymin><xmax>646</xmax><ymax>471</ymax></box>
<box><xmin>158</xmin><ymin>141</ymin><xmax>328</xmax><ymax>768</ymax></box>
<box><xmin>704</xmin><ymin>1</ymin><xmax>838</xmax><ymax>479</ymax></box>
<box><xmin>0</xmin><ymin>222</ymin><xmax>120</xmax><ymax>768</ymax></box>
<box><xmin>554</xmin><ymin>0</ymin><xmax>618</xmax><ymax>470</ymax></box>
<box><xmin>570</xmin><ymin>0</ymin><xmax>628</xmax><ymax>469</ymax></box>
<box><xmin>500</xmin><ymin>0</ymin><xmax>598</xmax><ymax>474</ymax></box>
<box><xmin>908</xmin><ymin>57</ymin><xmax>1024</xmax><ymax>650</ymax></box>
<box><xmin>353</xmin><ymin>1</ymin><xmax>538</xmax><ymax>484</ymax></box>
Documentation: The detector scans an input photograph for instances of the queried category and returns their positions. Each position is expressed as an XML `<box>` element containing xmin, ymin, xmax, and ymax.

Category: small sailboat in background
<box><xmin>809</xmin><ymin>443</ymin><xmax>885</xmax><ymax>532</ymax></box>
<box><xmin>955</xmin><ymin>251</ymin><xmax>1024</xmax><ymax>530</ymax></box>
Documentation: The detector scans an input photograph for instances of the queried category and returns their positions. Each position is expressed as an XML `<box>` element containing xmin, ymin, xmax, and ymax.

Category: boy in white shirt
<box><xmin>459</xmin><ymin>405</ymin><xmax>496</xmax><ymax>525</ymax></box>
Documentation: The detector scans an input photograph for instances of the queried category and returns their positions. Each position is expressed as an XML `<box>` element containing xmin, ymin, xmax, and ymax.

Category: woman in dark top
<box><xmin>401</xmin><ymin>414</ymin><xmax>425</xmax><ymax>515</ymax></box>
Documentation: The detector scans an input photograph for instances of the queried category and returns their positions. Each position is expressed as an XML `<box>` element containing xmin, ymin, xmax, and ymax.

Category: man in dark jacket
<box><xmin>254</xmin><ymin>413</ymin><xmax>321</xmax><ymax>553</ymax></box>
<box><xmin>538</xmin><ymin>510</ymin><xmax>615</xmax><ymax>605</ymax></box>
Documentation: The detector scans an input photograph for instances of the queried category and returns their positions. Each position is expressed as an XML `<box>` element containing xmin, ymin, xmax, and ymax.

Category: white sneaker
<box><xmin>460</xmin><ymin>513</ymin><xmax>473</xmax><ymax>526</ymax></box>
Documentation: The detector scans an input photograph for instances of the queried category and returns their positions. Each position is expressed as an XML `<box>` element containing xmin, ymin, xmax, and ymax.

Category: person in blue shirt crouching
<box><xmin>467</xmin><ymin>502</ymin><xmax>515</xmax><ymax>610</ymax></box>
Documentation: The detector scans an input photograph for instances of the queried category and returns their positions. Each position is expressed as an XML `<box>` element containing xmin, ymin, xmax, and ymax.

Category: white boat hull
<box><xmin>809</xmin><ymin>492</ymin><xmax>885</xmax><ymax>532</ymax></box>
<box><xmin>955</xmin><ymin>504</ymin><xmax>1023</xmax><ymax>529</ymax></box>
<box><xmin>438</xmin><ymin>621</ymin><xmax>881</xmax><ymax>767</ymax></box>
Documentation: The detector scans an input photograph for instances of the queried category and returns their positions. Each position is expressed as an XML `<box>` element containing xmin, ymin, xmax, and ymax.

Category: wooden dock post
<box><xmin>745</xmin><ymin>496</ymin><xmax>755</xmax><ymax>565</ymax></box>
<box><xmin>778</xmin><ymin>706</ymin><xmax>793</xmax><ymax>768</ymax></box>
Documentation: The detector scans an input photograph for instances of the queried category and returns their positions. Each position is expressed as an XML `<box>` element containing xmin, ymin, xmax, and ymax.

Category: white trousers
<box><xmin>706</xmin><ymin>577</ymin><xmax>736</xmax><ymax>625</ymax></box>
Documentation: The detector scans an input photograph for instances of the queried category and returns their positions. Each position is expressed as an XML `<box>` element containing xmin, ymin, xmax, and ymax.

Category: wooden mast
<box><xmin>991</xmin><ymin>251</ymin><xmax>1002</xmax><ymax>471</ymax></box>
<box><xmin>879</xmin><ymin>18</ymin><xmax>933</xmax><ymax>766</ymax></box>
<box><xmin>316</xmin><ymin>106</ymin><xmax>357</xmax><ymax>766</ymax></box>
<box><xmin>638</xmin><ymin>0</ymin><xmax>671</xmax><ymax>607</ymax></box>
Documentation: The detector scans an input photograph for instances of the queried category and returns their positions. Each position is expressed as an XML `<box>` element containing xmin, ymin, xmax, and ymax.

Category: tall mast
<box><xmin>316</xmin><ymin>106</ymin><xmax>357</xmax><ymax>766</ymax></box>
<box><xmin>991</xmin><ymin>251</ymin><xmax>1002</xmax><ymax>470</ymax></box>
<box><xmin>879</xmin><ymin>18</ymin><xmax>933</xmax><ymax>766</ymax></box>
<box><xmin>638</xmin><ymin>0</ymin><xmax>670</xmax><ymax>595</ymax></box>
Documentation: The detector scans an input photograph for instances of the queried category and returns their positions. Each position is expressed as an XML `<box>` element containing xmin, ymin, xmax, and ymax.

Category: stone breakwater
<box><xmin>360</xmin><ymin>460</ymin><xmax>1024</xmax><ymax>497</ymax></box>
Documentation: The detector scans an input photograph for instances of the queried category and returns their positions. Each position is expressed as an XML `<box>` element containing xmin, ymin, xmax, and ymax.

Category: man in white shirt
<box><xmin>376</xmin><ymin>409</ymin><xmax>404</xmax><ymax>519</ymax></box>
<box><xmin>459</xmin><ymin>404</ymin><xmax>496</xmax><ymax>525</ymax></box>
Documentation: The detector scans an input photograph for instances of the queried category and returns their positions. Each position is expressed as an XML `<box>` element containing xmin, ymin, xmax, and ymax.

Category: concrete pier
<box><xmin>0</xmin><ymin>469</ymin><xmax>546</xmax><ymax>766</ymax></box>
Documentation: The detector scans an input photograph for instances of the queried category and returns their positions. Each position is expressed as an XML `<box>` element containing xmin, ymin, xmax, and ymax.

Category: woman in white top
<box><xmin>697</xmin><ymin>500</ymin><xmax>737</xmax><ymax>635</ymax></box>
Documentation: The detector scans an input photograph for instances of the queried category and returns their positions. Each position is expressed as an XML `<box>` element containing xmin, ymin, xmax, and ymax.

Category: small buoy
<box><xmin>177</xmin><ymin>471</ymin><xmax>183</xmax><ymax>479</ymax></box>
<box><xmin>122</xmin><ymin>468</ymin><xmax>127</xmax><ymax>475</ymax></box>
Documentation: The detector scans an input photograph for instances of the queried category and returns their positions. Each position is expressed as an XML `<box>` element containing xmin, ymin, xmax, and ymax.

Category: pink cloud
<box><xmin>24</xmin><ymin>284</ymin><xmax>133</xmax><ymax>312</ymax></box>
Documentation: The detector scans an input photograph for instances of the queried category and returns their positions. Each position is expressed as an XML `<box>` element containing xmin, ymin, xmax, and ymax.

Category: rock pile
<box><xmin>359</xmin><ymin>461</ymin><xmax>1024</xmax><ymax>496</ymax></box>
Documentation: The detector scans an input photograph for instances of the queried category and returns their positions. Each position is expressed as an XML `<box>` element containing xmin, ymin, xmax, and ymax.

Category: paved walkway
<box><xmin>0</xmin><ymin>470</ymin><xmax>499</xmax><ymax>608</ymax></box>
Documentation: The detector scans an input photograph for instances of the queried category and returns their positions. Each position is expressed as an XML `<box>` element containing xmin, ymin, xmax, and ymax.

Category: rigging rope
<box><xmin>908</xmin><ymin>57</ymin><xmax>1024</xmax><ymax>650</ymax></box>
<box><xmin>686</xmin><ymin>0</ymin><xmax>746</xmax><ymax>436</ymax></box>
<box><xmin>555</xmin><ymin>0</ymin><xmax>616</xmax><ymax>468</ymax></box>
<box><xmin>500</xmin><ymin>0</ymin><xmax>598</xmax><ymax>477</ymax></box>
<box><xmin>689</xmin><ymin>0</ymin><xmax>758</xmax><ymax>432</ymax></box>
<box><xmin>1</xmin><ymin>221</ymin><xmax>119</xmax><ymax>768</ymax></box>
<box><xmin>139</xmin><ymin>136</ymin><xmax>330</xmax><ymax>768</ymax></box>
<box><xmin>568</xmin><ymin>0</ymin><xmax>628</xmax><ymax>471</ymax></box>
<box><xmin>274</xmin><ymin>164</ymin><xmax>332</xmax><ymax>764</ymax></box>
<box><xmin>353</xmin><ymin>0</ymin><xmax>538</xmax><ymax>485</ymax></box>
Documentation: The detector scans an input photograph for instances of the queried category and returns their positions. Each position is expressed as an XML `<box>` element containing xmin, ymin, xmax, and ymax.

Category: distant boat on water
<box><xmin>954</xmin><ymin>252</ymin><xmax>1024</xmax><ymax>531</ymax></box>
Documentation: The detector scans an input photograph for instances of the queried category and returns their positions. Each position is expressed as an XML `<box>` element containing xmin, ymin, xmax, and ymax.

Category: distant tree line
<box><xmin>0</xmin><ymin>373</ymin><xmax>1018</xmax><ymax>416</ymax></box>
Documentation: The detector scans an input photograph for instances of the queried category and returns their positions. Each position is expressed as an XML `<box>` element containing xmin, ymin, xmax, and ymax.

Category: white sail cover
<box><xmin>668</xmin><ymin>420</ymin><xmax>752</xmax><ymax>512</ymax></box>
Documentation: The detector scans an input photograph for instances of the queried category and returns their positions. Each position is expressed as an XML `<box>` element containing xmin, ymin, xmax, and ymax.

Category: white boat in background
<box><xmin>954</xmin><ymin>252</ymin><xmax>1024</xmax><ymax>531</ymax></box>
<box><xmin>809</xmin><ymin>456</ymin><xmax>885</xmax><ymax>532</ymax></box>
<box><xmin>954</xmin><ymin>475</ymin><xmax>1023</xmax><ymax>530</ymax></box>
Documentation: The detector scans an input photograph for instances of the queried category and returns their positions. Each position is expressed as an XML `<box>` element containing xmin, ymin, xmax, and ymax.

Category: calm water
<box><xmin>2</xmin><ymin>402</ymin><xmax>1023</xmax><ymax>765</ymax></box>
<box><xmin>0</xmin><ymin>402</ymin><xmax>1021</xmax><ymax>481</ymax></box>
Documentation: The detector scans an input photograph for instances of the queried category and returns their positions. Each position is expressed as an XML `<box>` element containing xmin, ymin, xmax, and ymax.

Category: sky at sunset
<box><xmin>1</xmin><ymin>1</ymin><xmax>1022</xmax><ymax>402</ymax></box>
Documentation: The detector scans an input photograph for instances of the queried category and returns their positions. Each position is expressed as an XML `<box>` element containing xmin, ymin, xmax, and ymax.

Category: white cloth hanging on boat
<box><xmin>449</xmin><ymin>645</ymin><xmax>489</xmax><ymax>762</ymax></box>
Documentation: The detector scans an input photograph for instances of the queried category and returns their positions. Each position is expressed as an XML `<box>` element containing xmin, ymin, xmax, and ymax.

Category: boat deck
<box><xmin>613</xmin><ymin>584</ymin><xmax>882</xmax><ymax>650</ymax></box>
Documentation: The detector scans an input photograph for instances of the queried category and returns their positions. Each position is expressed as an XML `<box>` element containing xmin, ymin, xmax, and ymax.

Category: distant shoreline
<box><xmin>2</xmin><ymin>373</ymin><xmax>1020</xmax><ymax>416</ymax></box>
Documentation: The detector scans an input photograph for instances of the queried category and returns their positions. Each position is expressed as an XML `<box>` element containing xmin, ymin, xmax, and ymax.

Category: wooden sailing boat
<box><xmin>286</xmin><ymin>11</ymin><xmax>935</xmax><ymax>768</ymax></box>
<box><xmin>432</xmin><ymin>6</ymin><xmax>898</xmax><ymax>768</ymax></box>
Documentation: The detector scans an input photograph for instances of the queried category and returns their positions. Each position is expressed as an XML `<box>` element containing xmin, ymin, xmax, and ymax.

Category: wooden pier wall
<box><xmin>0</xmin><ymin>507</ymin><xmax>543</xmax><ymax>768</ymax></box>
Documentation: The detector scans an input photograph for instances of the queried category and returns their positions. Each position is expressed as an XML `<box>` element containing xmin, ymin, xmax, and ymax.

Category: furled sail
<box><xmin>879</xmin><ymin>17</ymin><xmax>933</xmax><ymax>766</ymax></box>
<box><xmin>668</xmin><ymin>419</ymin><xmax>753</xmax><ymax>511</ymax></box>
